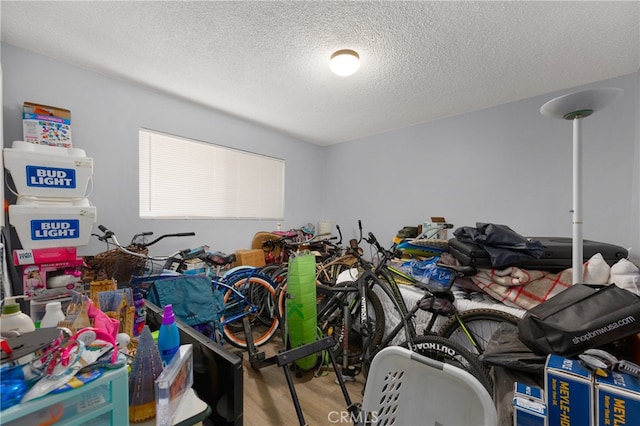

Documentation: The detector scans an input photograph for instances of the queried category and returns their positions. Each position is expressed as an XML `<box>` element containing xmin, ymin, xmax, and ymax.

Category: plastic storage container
<box><xmin>4</xmin><ymin>140</ymin><xmax>92</xmax><ymax>199</ymax></box>
<box><xmin>30</xmin><ymin>296</ymin><xmax>71</xmax><ymax>327</ymax></box>
<box><xmin>8</xmin><ymin>197</ymin><xmax>97</xmax><ymax>248</ymax></box>
<box><xmin>1</xmin><ymin>366</ymin><xmax>128</xmax><ymax>425</ymax></box>
<box><xmin>40</xmin><ymin>301</ymin><xmax>66</xmax><ymax>328</ymax></box>
<box><xmin>1</xmin><ymin>296</ymin><xmax>36</xmax><ymax>333</ymax></box>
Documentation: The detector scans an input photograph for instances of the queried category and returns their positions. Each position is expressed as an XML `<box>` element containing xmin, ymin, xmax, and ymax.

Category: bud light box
<box><xmin>544</xmin><ymin>354</ymin><xmax>593</xmax><ymax>426</ymax></box>
<box><xmin>8</xmin><ymin>197</ymin><xmax>96</xmax><ymax>249</ymax></box>
<box><xmin>3</xmin><ymin>140</ymin><xmax>93</xmax><ymax>199</ymax></box>
<box><xmin>595</xmin><ymin>369</ymin><xmax>640</xmax><ymax>426</ymax></box>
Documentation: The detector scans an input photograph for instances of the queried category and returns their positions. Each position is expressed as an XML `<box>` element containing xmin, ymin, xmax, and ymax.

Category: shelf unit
<box><xmin>1</xmin><ymin>366</ymin><xmax>128</xmax><ymax>425</ymax></box>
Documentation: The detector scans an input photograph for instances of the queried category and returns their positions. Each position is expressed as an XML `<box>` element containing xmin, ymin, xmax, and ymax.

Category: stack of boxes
<box><xmin>544</xmin><ymin>355</ymin><xmax>594</xmax><ymax>425</ymax></box>
<box><xmin>3</xmin><ymin>103</ymin><xmax>97</xmax><ymax>326</ymax></box>
<box><xmin>512</xmin><ymin>382</ymin><xmax>546</xmax><ymax>426</ymax></box>
<box><xmin>514</xmin><ymin>354</ymin><xmax>640</xmax><ymax>426</ymax></box>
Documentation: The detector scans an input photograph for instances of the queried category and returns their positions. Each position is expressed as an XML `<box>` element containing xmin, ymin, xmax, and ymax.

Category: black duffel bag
<box><xmin>518</xmin><ymin>283</ymin><xmax>640</xmax><ymax>357</ymax></box>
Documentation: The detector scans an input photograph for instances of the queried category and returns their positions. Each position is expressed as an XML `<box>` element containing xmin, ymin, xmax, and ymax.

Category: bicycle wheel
<box><xmin>264</xmin><ymin>265</ymin><xmax>288</xmax><ymax>288</ymax></box>
<box><xmin>438</xmin><ymin>308</ymin><xmax>520</xmax><ymax>355</ymax></box>
<box><xmin>222</xmin><ymin>275</ymin><xmax>279</xmax><ymax>349</ymax></box>
<box><xmin>316</xmin><ymin>281</ymin><xmax>385</xmax><ymax>370</ymax></box>
<box><xmin>316</xmin><ymin>258</ymin><xmax>357</xmax><ymax>286</ymax></box>
<box><xmin>228</xmin><ymin>270</ymin><xmax>279</xmax><ymax>328</ymax></box>
<box><xmin>258</xmin><ymin>264</ymin><xmax>284</xmax><ymax>281</ymax></box>
<box><xmin>400</xmin><ymin>335</ymin><xmax>493</xmax><ymax>395</ymax></box>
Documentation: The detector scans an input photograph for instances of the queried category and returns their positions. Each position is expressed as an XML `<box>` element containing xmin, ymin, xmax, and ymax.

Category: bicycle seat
<box><xmin>435</xmin><ymin>262</ymin><xmax>477</xmax><ymax>277</ymax></box>
<box><xmin>413</xmin><ymin>281</ymin><xmax>455</xmax><ymax>302</ymax></box>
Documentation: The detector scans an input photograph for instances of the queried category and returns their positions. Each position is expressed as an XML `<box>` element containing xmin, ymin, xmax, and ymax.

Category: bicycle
<box><xmin>89</xmin><ymin>227</ymin><xmax>196</xmax><ymax>283</ymax></box>
<box><xmin>93</xmin><ymin>226</ymin><xmax>280</xmax><ymax>349</ymax></box>
<box><xmin>385</xmin><ymin>233</ymin><xmax>521</xmax><ymax>356</ymax></box>
<box><xmin>312</xmin><ymin>225</ymin><xmax>511</xmax><ymax>393</ymax></box>
<box><xmin>260</xmin><ymin>224</ymin><xmax>355</xmax><ymax>286</ymax></box>
<box><xmin>197</xmin><ymin>253</ymin><xmax>280</xmax><ymax>349</ymax></box>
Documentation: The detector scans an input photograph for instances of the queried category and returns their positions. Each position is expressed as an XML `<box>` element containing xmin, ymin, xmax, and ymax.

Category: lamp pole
<box><xmin>540</xmin><ymin>88</ymin><xmax>622</xmax><ymax>284</ymax></box>
<box><xmin>572</xmin><ymin>115</ymin><xmax>583</xmax><ymax>283</ymax></box>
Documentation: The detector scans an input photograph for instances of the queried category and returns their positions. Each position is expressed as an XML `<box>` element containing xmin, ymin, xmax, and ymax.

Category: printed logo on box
<box><xmin>15</xmin><ymin>251</ymin><xmax>35</xmax><ymax>264</ymax></box>
<box><xmin>26</xmin><ymin>166</ymin><xmax>76</xmax><ymax>189</ymax></box>
<box><xmin>30</xmin><ymin>220</ymin><xmax>80</xmax><ymax>240</ymax></box>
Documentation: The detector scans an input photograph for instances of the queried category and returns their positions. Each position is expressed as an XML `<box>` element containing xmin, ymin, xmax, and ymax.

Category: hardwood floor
<box><xmin>237</xmin><ymin>333</ymin><xmax>516</xmax><ymax>426</ymax></box>
<box><xmin>240</xmin><ymin>333</ymin><xmax>366</xmax><ymax>426</ymax></box>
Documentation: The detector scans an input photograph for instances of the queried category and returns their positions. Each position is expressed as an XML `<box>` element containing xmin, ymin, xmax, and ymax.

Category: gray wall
<box><xmin>3</xmin><ymin>43</ymin><xmax>639</xmax><ymax>263</ymax></box>
<box><xmin>323</xmin><ymin>73</ymin><xmax>640</xmax><ymax>262</ymax></box>
<box><xmin>2</xmin><ymin>43</ymin><xmax>325</xmax><ymax>256</ymax></box>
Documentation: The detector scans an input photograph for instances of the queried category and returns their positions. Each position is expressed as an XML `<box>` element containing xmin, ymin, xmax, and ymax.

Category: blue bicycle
<box><xmin>94</xmin><ymin>226</ymin><xmax>279</xmax><ymax>349</ymax></box>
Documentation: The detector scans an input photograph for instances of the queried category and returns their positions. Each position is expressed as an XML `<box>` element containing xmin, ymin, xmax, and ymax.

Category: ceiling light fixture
<box><xmin>330</xmin><ymin>49</ymin><xmax>360</xmax><ymax>77</ymax></box>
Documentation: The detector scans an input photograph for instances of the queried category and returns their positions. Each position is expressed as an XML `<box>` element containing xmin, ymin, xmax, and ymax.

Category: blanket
<box><xmin>471</xmin><ymin>253</ymin><xmax>612</xmax><ymax>310</ymax></box>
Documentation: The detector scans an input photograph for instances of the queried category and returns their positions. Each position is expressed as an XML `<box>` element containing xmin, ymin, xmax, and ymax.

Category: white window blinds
<box><xmin>139</xmin><ymin>129</ymin><xmax>284</xmax><ymax>219</ymax></box>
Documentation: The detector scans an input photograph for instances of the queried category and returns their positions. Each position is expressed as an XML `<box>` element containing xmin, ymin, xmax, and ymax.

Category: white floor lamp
<box><xmin>540</xmin><ymin>88</ymin><xmax>622</xmax><ymax>284</ymax></box>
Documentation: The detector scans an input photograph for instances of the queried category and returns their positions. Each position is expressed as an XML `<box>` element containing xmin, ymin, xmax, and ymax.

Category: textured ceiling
<box><xmin>1</xmin><ymin>1</ymin><xmax>639</xmax><ymax>146</ymax></box>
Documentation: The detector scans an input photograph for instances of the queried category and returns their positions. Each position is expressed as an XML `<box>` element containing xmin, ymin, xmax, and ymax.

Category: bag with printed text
<box><xmin>518</xmin><ymin>283</ymin><xmax>640</xmax><ymax>357</ymax></box>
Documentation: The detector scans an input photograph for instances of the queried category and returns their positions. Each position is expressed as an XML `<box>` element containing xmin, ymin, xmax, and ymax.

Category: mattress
<box><xmin>374</xmin><ymin>284</ymin><xmax>526</xmax><ymax>345</ymax></box>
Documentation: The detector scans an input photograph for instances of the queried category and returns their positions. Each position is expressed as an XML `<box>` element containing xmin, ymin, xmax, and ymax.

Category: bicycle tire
<box><xmin>438</xmin><ymin>308</ymin><xmax>520</xmax><ymax>355</ymax></box>
<box><xmin>316</xmin><ymin>281</ymin><xmax>385</xmax><ymax>368</ymax></box>
<box><xmin>228</xmin><ymin>270</ymin><xmax>280</xmax><ymax>327</ymax></box>
<box><xmin>264</xmin><ymin>265</ymin><xmax>288</xmax><ymax>288</ymax></box>
<box><xmin>222</xmin><ymin>275</ymin><xmax>279</xmax><ymax>349</ymax></box>
<box><xmin>316</xmin><ymin>259</ymin><xmax>357</xmax><ymax>286</ymax></box>
<box><xmin>400</xmin><ymin>335</ymin><xmax>494</xmax><ymax>395</ymax></box>
<box><xmin>259</xmin><ymin>264</ymin><xmax>283</xmax><ymax>280</ymax></box>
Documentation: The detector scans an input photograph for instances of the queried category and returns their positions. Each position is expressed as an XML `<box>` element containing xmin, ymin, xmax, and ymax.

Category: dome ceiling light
<box><xmin>329</xmin><ymin>49</ymin><xmax>360</xmax><ymax>77</ymax></box>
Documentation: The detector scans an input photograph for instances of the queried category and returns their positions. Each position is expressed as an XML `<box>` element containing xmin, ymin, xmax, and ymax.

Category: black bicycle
<box><xmin>312</xmin><ymin>225</ymin><xmax>496</xmax><ymax>393</ymax></box>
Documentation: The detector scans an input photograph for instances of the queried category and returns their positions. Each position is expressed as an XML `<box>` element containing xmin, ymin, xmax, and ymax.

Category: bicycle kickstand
<box><xmin>243</xmin><ymin>317</ymin><xmax>274</xmax><ymax>369</ymax></box>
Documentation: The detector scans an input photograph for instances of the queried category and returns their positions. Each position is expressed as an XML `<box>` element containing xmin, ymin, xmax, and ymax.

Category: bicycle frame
<box><xmin>215</xmin><ymin>279</ymin><xmax>259</xmax><ymax>325</ymax></box>
<box><xmin>374</xmin><ymin>257</ymin><xmax>488</xmax><ymax>356</ymax></box>
<box><xmin>356</xmin><ymin>269</ymin><xmax>414</xmax><ymax>363</ymax></box>
<box><xmin>315</xmin><ymin>281</ymin><xmax>368</xmax><ymax>378</ymax></box>
<box><xmin>347</xmin><ymin>230</ymin><xmax>490</xmax><ymax>365</ymax></box>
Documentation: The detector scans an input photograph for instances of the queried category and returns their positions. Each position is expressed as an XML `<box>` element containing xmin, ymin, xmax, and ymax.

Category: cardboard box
<box><xmin>22</xmin><ymin>102</ymin><xmax>72</xmax><ymax>147</ymax></box>
<box><xmin>13</xmin><ymin>246</ymin><xmax>77</xmax><ymax>266</ymax></box>
<box><xmin>545</xmin><ymin>354</ymin><xmax>593</xmax><ymax>426</ymax></box>
<box><xmin>513</xmin><ymin>382</ymin><xmax>546</xmax><ymax>426</ymax></box>
<box><xmin>23</xmin><ymin>258</ymin><xmax>84</xmax><ymax>299</ymax></box>
<box><xmin>182</xmin><ymin>258</ymin><xmax>207</xmax><ymax>276</ymax></box>
<box><xmin>422</xmin><ymin>216</ymin><xmax>450</xmax><ymax>240</ymax></box>
<box><xmin>234</xmin><ymin>249</ymin><xmax>266</xmax><ymax>267</ymax></box>
<box><xmin>595</xmin><ymin>370</ymin><xmax>640</xmax><ymax>426</ymax></box>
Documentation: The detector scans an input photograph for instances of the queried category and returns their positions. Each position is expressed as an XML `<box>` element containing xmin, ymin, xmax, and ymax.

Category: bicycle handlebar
<box><xmin>94</xmin><ymin>225</ymin><xmax>196</xmax><ymax>261</ymax></box>
<box><xmin>143</xmin><ymin>232</ymin><xmax>196</xmax><ymax>248</ymax></box>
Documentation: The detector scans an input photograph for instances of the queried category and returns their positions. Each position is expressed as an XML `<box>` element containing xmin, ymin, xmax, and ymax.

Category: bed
<box><xmin>375</xmin><ymin>283</ymin><xmax>526</xmax><ymax>344</ymax></box>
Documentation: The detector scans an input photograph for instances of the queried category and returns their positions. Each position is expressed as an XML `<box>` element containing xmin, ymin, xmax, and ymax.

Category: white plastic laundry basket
<box><xmin>360</xmin><ymin>346</ymin><xmax>498</xmax><ymax>425</ymax></box>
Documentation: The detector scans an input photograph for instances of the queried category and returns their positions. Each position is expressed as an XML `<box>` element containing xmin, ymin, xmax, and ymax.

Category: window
<box><xmin>139</xmin><ymin>129</ymin><xmax>284</xmax><ymax>219</ymax></box>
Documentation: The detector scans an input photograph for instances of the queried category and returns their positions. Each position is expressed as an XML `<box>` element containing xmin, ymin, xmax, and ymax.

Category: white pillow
<box><xmin>582</xmin><ymin>252</ymin><xmax>611</xmax><ymax>284</ymax></box>
<box><xmin>609</xmin><ymin>258</ymin><xmax>640</xmax><ymax>295</ymax></box>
